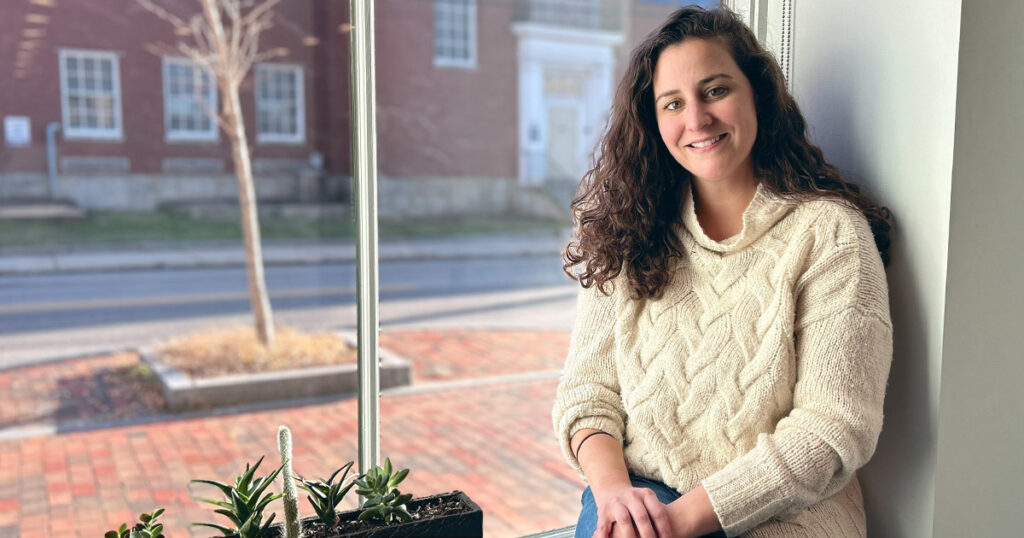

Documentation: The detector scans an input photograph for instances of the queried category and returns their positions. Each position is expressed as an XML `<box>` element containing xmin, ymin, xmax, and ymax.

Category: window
<box><xmin>255</xmin><ymin>63</ymin><xmax>305</xmax><ymax>144</ymax></box>
<box><xmin>433</xmin><ymin>0</ymin><xmax>477</xmax><ymax>68</ymax></box>
<box><xmin>162</xmin><ymin>57</ymin><xmax>218</xmax><ymax>142</ymax></box>
<box><xmin>58</xmin><ymin>49</ymin><xmax>123</xmax><ymax>140</ymax></box>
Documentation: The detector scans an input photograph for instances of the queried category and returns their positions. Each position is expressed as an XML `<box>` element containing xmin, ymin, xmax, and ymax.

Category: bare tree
<box><xmin>138</xmin><ymin>0</ymin><xmax>285</xmax><ymax>346</ymax></box>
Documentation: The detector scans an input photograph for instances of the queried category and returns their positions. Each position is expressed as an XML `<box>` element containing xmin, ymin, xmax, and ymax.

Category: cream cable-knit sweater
<box><xmin>553</xmin><ymin>183</ymin><xmax>892</xmax><ymax>537</ymax></box>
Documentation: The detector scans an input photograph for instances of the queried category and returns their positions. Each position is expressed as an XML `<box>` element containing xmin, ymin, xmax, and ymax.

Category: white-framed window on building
<box><xmin>162</xmin><ymin>57</ymin><xmax>218</xmax><ymax>142</ymax></box>
<box><xmin>433</xmin><ymin>0</ymin><xmax>477</xmax><ymax>68</ymax></box>
<box><xmin>255</xmin><ymin>63</ymin><xmax>305</xmax><ymax>144</ymax></box>
<box><xmin>58</xmin><ymin>49</ymin><xmax>123</xmax><ymax>140</ymax></box>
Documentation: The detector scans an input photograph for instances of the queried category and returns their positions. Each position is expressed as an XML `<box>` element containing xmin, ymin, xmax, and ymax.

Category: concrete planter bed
<box><xmin>140</xmin><ymin>334</ymin><xmax>412</xmax><ymax>411</ymax></box>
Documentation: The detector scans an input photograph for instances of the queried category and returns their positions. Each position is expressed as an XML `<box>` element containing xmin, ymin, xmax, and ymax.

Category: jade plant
<box><xmin>191</xmin><ymin>456</ymin><xmax>285</xmax><ymax>538</ymax></box>
<box><xmin>296</xmin><ymin>460</ymin><xmax>359</xmax><ymax>531</ymax></box>
<box><xmin>354</xmin><ymin>457</ymin><xmax>413</xmax><ymax>523</ymax></box>
<box><xmin>105</xmin><ymin>508</ymin><xmax>166</xmax><ymax>538</ymax></box>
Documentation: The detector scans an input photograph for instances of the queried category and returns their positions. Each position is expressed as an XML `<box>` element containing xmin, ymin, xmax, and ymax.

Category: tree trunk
<box><xmin>203</xmin><ymin>0</ymin><xmax>275</xmax><ymax>347</ymax></box>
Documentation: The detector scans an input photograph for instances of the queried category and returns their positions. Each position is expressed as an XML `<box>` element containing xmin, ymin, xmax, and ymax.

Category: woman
<box><xmin>553</xmin><ymin>5</ymin><xmax>893</xmax><ymax>538</ymax></box>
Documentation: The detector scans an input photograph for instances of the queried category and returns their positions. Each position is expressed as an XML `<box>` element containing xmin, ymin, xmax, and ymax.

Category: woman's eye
<box><xmin>707</xmin><ymin>86</ymin><xmax>728</xmax><ymax>98</ymax></box>
<box><xmin>665</xmin><ymin>100</ymin><xmax>682</xmax><ymax>111</ymax></box>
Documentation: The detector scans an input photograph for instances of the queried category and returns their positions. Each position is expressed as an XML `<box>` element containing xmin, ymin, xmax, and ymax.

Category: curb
<box><xmin>0</xmin><ymin>238</ymin><xmax>569</xmax><ymax>275</ymax></box>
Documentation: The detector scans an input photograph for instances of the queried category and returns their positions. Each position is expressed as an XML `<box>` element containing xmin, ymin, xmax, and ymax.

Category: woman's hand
<box><xmin>591</xmin><ymin>484</ymin><xmax>676</xmax><ymax>538</ymax></box>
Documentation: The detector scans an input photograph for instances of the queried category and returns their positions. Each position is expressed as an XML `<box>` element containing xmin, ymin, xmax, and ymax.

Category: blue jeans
<box><xmin>575</xmin><ymin>474</ymin><xmax>728</xmax><ymax>538</ymax></box>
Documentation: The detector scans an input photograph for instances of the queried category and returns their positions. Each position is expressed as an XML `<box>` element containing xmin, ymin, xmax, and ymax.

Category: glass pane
<box><xmin>2</xmin><ymin>2</ymin><xmax>352</xmax><ymax>536</ymax></box>
<box><xmin>381</xmin><ymin>0</ymin><xmax>719</xmax><ymax>535</ymax></box>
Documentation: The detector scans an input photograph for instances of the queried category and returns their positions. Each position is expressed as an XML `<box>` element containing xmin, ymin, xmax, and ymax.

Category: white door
<box><xmin>545</xmin><ymin>101</ymin><xmax>581</xmax><ymax>181</ymax></box>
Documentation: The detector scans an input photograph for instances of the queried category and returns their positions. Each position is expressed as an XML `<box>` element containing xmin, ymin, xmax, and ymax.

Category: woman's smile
<box><xmin>686</xmin><ymin>133</ymin><xmax>727</xmax><ymax>151</ymax></box>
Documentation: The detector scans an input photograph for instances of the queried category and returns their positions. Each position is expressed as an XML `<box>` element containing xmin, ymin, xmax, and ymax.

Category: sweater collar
<box><xmin>681</xmin><ymin>182</ymin><xmax>797</xmax><ymax>253</ymax></box>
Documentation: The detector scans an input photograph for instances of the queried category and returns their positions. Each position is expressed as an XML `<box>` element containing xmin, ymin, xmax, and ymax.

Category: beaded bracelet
<box><xmin>573</xmin><ymin>430</ymin><xmax>615</xmax><ymax>460</ymax></box>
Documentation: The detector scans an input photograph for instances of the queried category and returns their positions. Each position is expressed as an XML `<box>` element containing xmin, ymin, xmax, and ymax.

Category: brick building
<box><xmin>0</xmin><ymin>0</ymin><xmax>714</xmax><ymax>218</ymax></box>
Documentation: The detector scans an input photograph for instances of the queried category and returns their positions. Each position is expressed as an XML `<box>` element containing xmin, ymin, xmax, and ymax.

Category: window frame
<box><xmin>254</xmin><ymin>62</ymin><xmax>306</xmax><ymax>145</ymax></box>
<box><xmin>58</xmin><ymin>48</ymin><xmax>124</xmax><ymax>141</ymax></box>
<box><xmin>162</xmin><ymin>57</ymin><xmax>219</xmax><ymax>143</ymax></box>
<box><xmin>433</xmin><ymin>0</ymin><xmax>478</xmax><ymax>69</ymax></box>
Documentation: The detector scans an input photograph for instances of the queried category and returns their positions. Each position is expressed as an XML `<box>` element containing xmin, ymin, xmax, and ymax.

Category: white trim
<box><xmin>514</xmin><ymin>25</ymin><xmax>620</xmax><ymax>185</ymax></box>
<box><xmin>161</xmin><ymin>57</ymin><xmax>219</xmax><ymax>143</ymax></box>
<box><xmin>58</xmin><ymin>48</ymin><xmax>123</xmax><ymax>141</ymax></box>
<box><xmin>255</xmin><ymin>63</ymin><xmax>306</xmax><ymax>144</ymax></box>
<box><xmin>432</xmin><ymin>0</ymin><xmax>478</xmax><ymax>69</ymax></box>
<box><xmin>724</xmin><ymin>0</ymin><xmax>796</xmax><ymax>89</ymax></box>
<box><xmin>511</xmin><ymin>22</ymin><xmax>623</xmax><ymax>47</ymax></box>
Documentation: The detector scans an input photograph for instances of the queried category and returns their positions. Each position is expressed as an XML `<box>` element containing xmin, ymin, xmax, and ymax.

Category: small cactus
<box><xmin>278</xmin><ymin>426</ymin><xmax>302</xmax><ymax>538</ymax></box>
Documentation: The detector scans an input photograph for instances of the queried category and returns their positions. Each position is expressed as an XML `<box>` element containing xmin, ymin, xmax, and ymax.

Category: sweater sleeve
<box><xmin>700</xmin><ymin>209</ymin><xmax>893</xmax><ymax>537</ymax></box>
<box><xmin>552</xmin><ymin>282</ymin><xmax>628</xmax><ymax>476</ymax></box>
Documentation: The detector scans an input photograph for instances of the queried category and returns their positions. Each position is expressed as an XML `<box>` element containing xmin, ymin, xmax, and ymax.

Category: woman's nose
<box><xmin>683</xmin><ymin>102</ymin><xmax>712</xmax><ymax>131</ymax></box>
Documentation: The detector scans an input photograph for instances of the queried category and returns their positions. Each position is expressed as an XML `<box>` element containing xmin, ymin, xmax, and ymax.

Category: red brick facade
<box><xmin>0</xmin><ymin>0</ymin><xmax>703</xmax><ymax>208</ymax></box>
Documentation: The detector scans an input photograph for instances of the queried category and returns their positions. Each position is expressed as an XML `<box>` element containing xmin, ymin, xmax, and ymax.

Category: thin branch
<box><xmin>136</xmin><ymin>0</ymin><xmax>190</xmax><ymax>30</ymax></box>
<box><xmin>240</xmin><ymin>0</ymin><xmax>282</xmax><ymax>28</ymax></box>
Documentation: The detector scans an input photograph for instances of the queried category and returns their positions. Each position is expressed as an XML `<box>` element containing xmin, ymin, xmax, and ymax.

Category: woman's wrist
<box><xmin>668</xmin><ymin>485</ymin><xmax>721</xmax><ymax>538</ymax></box>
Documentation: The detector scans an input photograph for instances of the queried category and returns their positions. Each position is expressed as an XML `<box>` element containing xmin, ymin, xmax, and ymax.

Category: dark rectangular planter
<box><xmin>239</xmin><ymin>490</ymin><xmax>483</xmax><ymax>538</ymax></box>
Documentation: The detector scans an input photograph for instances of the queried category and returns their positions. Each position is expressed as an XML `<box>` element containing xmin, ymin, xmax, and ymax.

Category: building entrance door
<box><xmin>545</xmin><ymin>101</ymin><xmax>581</xmax><ymax>182</ymax></box>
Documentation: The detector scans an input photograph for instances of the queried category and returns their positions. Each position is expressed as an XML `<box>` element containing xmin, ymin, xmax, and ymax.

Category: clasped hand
<box><xmin>592</xmin><ymin>485</ymin><xmax>679</xmax><ymax>538</ymax></box>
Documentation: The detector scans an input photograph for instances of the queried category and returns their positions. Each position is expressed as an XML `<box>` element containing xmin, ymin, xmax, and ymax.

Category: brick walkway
<box><xmin>0</xmin><ymin>329</ymin><xmax>584</xmax><ymax>538</ymax></box>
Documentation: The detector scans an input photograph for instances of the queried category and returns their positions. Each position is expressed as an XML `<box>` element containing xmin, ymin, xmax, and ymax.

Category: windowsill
<box><xmin>63</xmin><ymin>133</ymin><xmax>124</xmax><ymax>143</ymax></box>
<box><xmin>433</xmin><ymin>58</ymin><xmax>478</xmax><ymax>69</ymax></box>
<box><xmin>522</xmin><ymin>525</ymin><xmax>575</xmax><ymax>537</ymax></box>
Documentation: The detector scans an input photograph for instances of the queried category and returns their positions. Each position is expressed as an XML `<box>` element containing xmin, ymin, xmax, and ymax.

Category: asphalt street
<box><xmin>0</xmin><ymin>254</ymin><xmax>580</xmax><ymax>369</ymax></box>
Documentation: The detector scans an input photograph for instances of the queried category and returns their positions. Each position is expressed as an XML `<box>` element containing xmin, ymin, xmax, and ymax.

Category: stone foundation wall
<box><xmin>0</xmin><ymin>172</ymin><xmax>568</xmax><ymax>220</ymax></box>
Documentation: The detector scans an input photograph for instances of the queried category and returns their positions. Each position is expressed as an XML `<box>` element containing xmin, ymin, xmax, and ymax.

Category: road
<box><xmin>0</xmin><ymin>254</ymin><xmax>580</xmax><ymax>369</ymax></box>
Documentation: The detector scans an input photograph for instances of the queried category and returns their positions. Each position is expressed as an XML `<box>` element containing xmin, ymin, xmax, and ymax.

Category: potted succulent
<box><xmin>287</xmin><ymin>457</ymin><xmax>482</xmax><ymax>538</ymax></box>
<box><xmin>192</xmin><ymin>426</ymin><xmax>483</xmax><ymax>538</ymax></box>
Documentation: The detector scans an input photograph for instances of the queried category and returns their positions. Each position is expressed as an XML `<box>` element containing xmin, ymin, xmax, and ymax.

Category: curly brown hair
<box><xmin>563</xmin><ymin>5</ymin><xmax>892</xmax><ymax>299</ymax></box>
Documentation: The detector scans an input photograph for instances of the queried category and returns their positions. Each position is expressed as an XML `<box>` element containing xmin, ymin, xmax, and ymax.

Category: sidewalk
<box><xmin>0</xmin><ymin>230</ymin><xmax>572</xmax><ymax>275</ymax></box>
<box><xmin>0</xmin><ymin>329</ymin><xmax>583</xmax><ymax>538</ymax></box>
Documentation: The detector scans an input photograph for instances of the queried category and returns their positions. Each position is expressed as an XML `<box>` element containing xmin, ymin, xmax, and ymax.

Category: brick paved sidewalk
<box><xmin>0</xmin><ymin>330</ymin><xmax>584</xmax><ymax>538</ymax></box>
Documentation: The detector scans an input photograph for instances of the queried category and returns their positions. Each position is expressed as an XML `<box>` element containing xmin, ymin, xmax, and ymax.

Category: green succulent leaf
<box><xmin>191</xmin><ymin>522</ymin><xmax>235</xmax><ymax>535</ymax></box>
<box><xmin>191</xmin><ymin>479</ymin><xmax>234</xmax><ymax>498</ymax></box>
<box><xmin>213</xmin><ymin>508</ymin><xmax>243</xmax><ymax>526</ymax></box>
<box><xmin>260</xmin><ymin>512</ymin><xmax>277</xmax><ymax>533</ymax></box>
<box><xmin>388</xmin><ymin>468</ymin><xmax>409</xmax><ymax>488</ymax></box>
<box><xmin>199</xmin><ymin>498</ymin><xmax>235</xmax><ymax>510</ymax></box>
<box><xmin>231</xmin><ymin>489</ymin><xmax>251</xmax><ymax>523</ymax></box>
<box><xmin>328</xmin><ymin>461</ymin><xmax>354</xmax><ymax>484</ymax></box>
<box><xmin>105</xmin><ymin>532</ymin><xmax>119</xmax><ymax>538</ymax></box>
<box><xmin>239</xmin><ymin>457</ymin><xmax>263</xmax><ymax>491</ymax></box>
<box><xmin>254</xmin><ymin>492</ymin><xmax>284</xmax><ymax>515</ymax></box>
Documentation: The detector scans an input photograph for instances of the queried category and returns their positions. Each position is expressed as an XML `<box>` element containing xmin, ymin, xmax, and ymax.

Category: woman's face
<box><xmin>652</xmin><ymin>38</ymin><xmax>758</xmax><ymax>188</ymax></box>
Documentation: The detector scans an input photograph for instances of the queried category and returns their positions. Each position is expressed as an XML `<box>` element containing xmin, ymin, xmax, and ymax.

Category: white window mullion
<box><xmin>723</xmin><ymin>0</ymin><xmax>796</xmax><ymax>89</ymax></box>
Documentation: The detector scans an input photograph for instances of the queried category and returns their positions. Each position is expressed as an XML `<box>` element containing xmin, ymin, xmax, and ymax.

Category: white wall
<box><xmin>789</xmin><ymin>1</ymin><xmax>963</xmax><ymax>535</ymax></box>
<box><xmin>933</xmin><ymin>2</ymin><xmax>1024</xmax><ymax>535</ymax></box>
